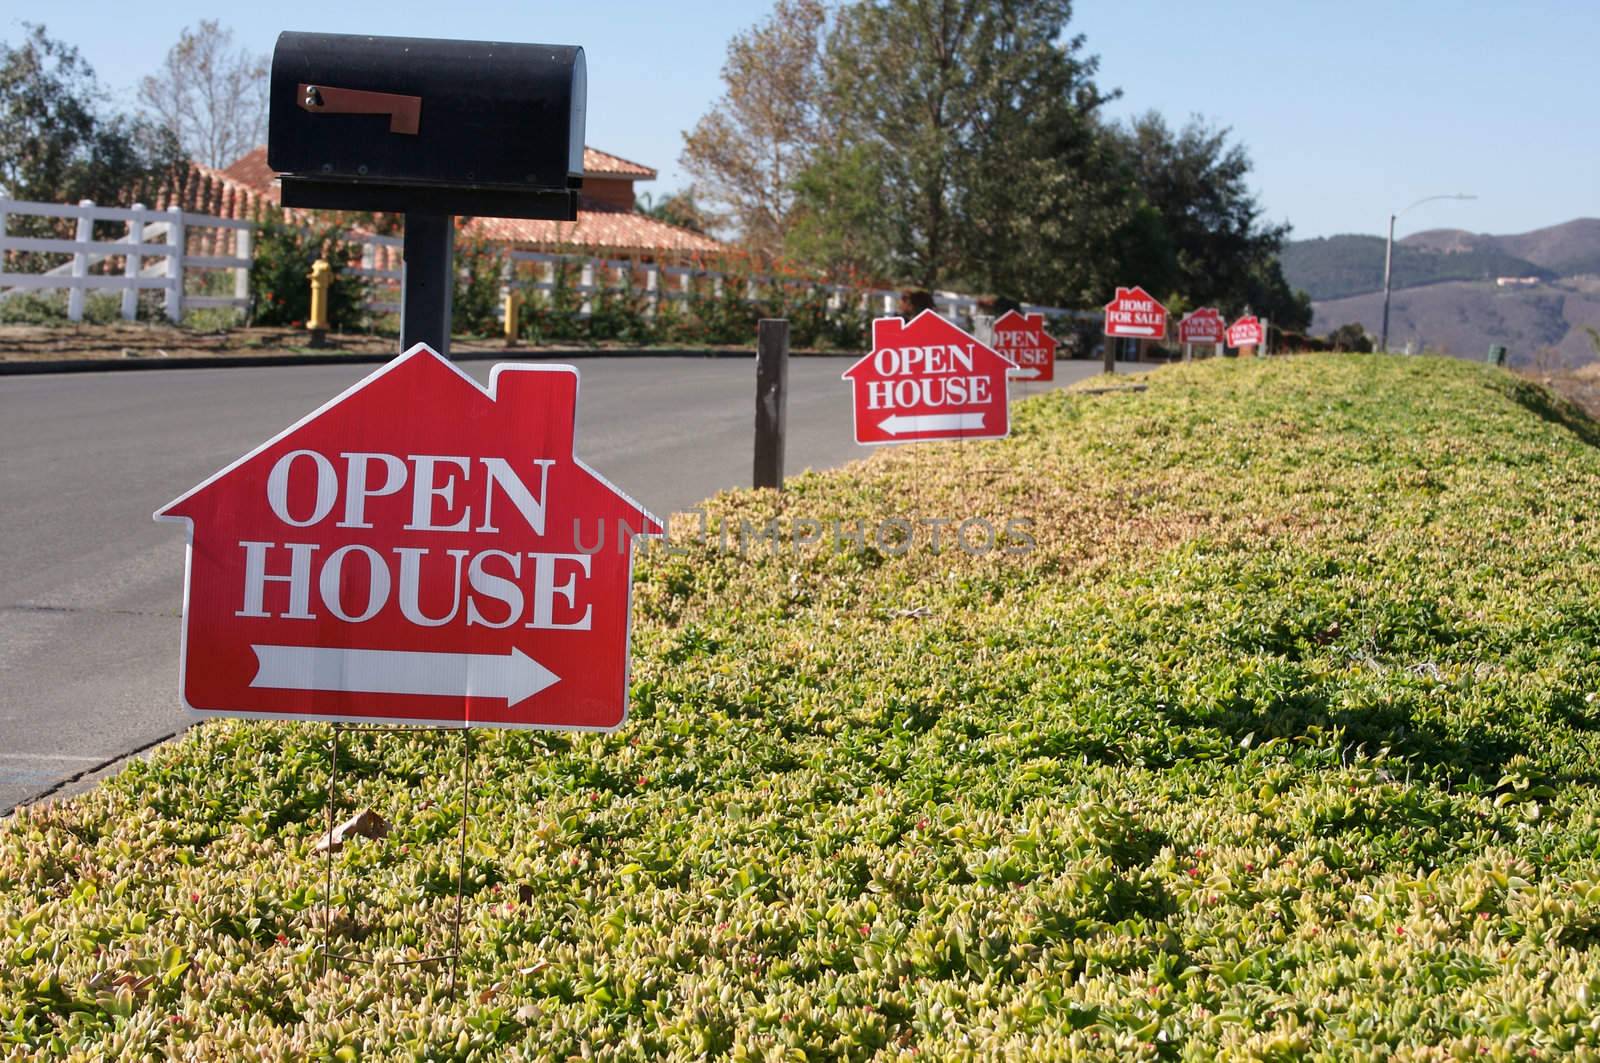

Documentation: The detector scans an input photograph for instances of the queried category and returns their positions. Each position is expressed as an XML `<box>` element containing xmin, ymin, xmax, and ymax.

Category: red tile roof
<box><xmin>221</xmin><ymin>146</ymin><xmax>277</xmax><ymax>195</ymax></box>
<box><xmin>201</xmin><ymin>145</ymin><xmax>719</xmax><ymax>256</ymax></box>
<box><xmin>463</xmin><ymin>206</ymin><xmax>726</xmax><ymax>257</ymax></box>
<box><xmin>582</xmin><ymin>147</ymin><xmax>656</xmax><ymax>179</ymax></box>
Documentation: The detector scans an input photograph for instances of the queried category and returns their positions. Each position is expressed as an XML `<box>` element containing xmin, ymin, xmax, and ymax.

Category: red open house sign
<box><xmin>1178</xmin><ymin>307</ymin><xmax>1226</xmax><ymax>345</ymax></box>
<box><xmin>992</xmin><ymin>309</ymin><xmax>1057</xmax><ymax>382</ymax></box>
<box><xmin>1227</xmin><ymin>314</ymin><xmax>1265</xmax><ymax>349</ymax></box>
<box><xmin>842</xmin><ymin>310</ymin><xmax>1014</xmax><ymax>445</ymax></box>
<box><xmin>154</xmin><ymin>345</ymin><xmax>661</xmax><ymax>731</ymax></box>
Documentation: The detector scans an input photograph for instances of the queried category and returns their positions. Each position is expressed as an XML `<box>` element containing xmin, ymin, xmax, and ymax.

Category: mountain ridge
<box><xmin>1284</xmin><ymin>218</ymin><xmax>1600</xmax><ymax>301</ymax></box>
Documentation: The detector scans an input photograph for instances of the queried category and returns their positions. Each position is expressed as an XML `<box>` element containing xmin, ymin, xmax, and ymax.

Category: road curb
<box><xmin>0</xmin><ymin>347</ymin><xmax>869</xmax><ymax>376</ymax></box>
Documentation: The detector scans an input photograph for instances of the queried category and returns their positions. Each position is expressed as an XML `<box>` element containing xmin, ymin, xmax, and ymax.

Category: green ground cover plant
<box><xmin>6</xmin><ymin>355</ymin><xmax>1600</xmax><ymax>1059</ymax></box>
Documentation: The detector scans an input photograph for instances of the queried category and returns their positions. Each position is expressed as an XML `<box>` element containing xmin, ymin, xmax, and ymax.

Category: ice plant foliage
<box><xmin>6</xmin><ymin>356</ymin><xmax>1600</xmax><ymax>1057</ymax></box>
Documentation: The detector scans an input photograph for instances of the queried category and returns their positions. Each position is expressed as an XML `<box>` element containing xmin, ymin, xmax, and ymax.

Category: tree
<box><xmin>794</xmin><ymin>0</ymin><xmax>1113</xmax><ymax>297</ymax></box>
<box><xmin>139</xmin><ymin>20</ymin><xmax>267</xmax><ymax>169</ymax></box>
<box><xmin>1326</xmin><ymin>323</ymin><xmax>1373</xmax><ymax>353</ymax></box>
<box><xmin>785</xmin><ymin>142</ymin><xmax>896</xmax><ymax>283</ymax></box>
<box><xmin>680</xmin><ymin>0</ymin><xmax>827</xmax><ymax>260</ymax></box>
<box><xmin>1114</xmin><ymin>112</ymin><xmax>1309</xmax><ymax>326</ymax></box>
<box><xmin>0</xmin><ymin>25</ymin><xmax>181</xmax><ymax>208</ymax></box>
<box><xmin>636</xmin><ymin>190</ymin><xmax>718</xmax><ymax>236</ymax></box>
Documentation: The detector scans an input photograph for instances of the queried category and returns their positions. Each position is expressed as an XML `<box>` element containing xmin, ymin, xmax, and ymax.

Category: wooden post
<box><xmin>121</xmin><ymin>205</ymin><xmax>145</xmax><ymax>322</ymax></box>
<box><xmin>1261</xmin><ymin>318</ymin><xmax>1271</xmax><ymax>356</ymax></box>
<box><xmin>754</xmin><ymin>318</ymin><xmax>789</xmax><ymax>491</ymax></box>
<box><xmin>164</xmin><ymin>205</ymin><xmax>185</xmax><ymax>323</ymax></box>
<box><xmin>1103</xmin><ymin>334</ymin><xmax>1115</xmax><ymax>375</ymax></box>
<box><xmin>233</xmin><ymin>225</ymin><xmax>252</xmax><ymax>324</ymax></box>
<box><xmin>68</xmin><ymin>200</ymin><xmax>93</xmax><ymax>323</ymax></box>
<box><xmin>1183</xmin><ymin>342</ymin><xmax>1193</xmax><ymax>362</ymax></box>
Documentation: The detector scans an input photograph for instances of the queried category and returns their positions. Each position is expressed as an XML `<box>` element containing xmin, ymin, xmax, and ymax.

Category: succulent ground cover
<box><xmin>7</xmin><ymin>354</ymin><xmax>1600</xmax><ymax>1059</ymax></box>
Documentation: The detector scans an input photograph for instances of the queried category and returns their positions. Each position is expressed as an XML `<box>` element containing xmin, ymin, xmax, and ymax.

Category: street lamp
<box><xmin>1380</xmin><ymin>193</ymin><xmax>1476</xmax><ymax>353</ymax></box>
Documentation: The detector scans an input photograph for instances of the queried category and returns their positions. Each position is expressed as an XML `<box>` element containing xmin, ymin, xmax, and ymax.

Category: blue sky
<box><xmin>8</xmin><ymin>0</ymin><xmax>1595</xmax><ymax>241</ymax></box>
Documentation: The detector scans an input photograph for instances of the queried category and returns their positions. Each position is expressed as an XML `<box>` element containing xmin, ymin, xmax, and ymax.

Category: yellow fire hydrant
<box><xmin>503</xmin><ymin>289</ymin><xmax>523</xmax><ymax>346</ymax></box>
<box><xmin>307</xmin><ymin>258</ymin><xmax>333</xmax><ymax>348</ymax></box>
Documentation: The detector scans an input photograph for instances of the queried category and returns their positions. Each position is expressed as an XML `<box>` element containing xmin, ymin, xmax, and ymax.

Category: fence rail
<box><xmin>4</xmin><ymin>195</ymin><xmax>1100</xmax><ymax>334</ymax></box>
<box><xmin>0</xmin><ymin>198</ymin><xmax>250</xmax><ymax>323</ymax></box>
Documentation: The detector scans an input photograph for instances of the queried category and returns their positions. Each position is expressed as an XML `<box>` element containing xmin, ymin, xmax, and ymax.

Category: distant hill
<box><xmin>1282</xmin><ymin>234</ymin><xmax>1555</xmax><ymax>301</ymax></box>
<box><xmin>1311</xmin><ymin>276</ymin><xmax>1600</xmax><ymax>367</ymax></box>
<box><xmin>1287</xmin><ymin>220</ymin><xmax>1600</xmax><ymax>363</ymax></box>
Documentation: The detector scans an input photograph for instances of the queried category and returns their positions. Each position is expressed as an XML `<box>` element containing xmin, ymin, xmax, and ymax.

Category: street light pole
<box><xmin>1380</xmin><ymin>213</ymin><xmax>1397</xmax><ymax>354</ymax></box>
<box><xmin>1379</xmin><ymin>193</ymin><xmax>1476</xmax><ymax>354</ymax></box>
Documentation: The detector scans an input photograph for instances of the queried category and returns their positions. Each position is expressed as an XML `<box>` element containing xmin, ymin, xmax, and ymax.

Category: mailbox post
<box><xmin>267</xmin><ymin>31</ymin><xmax>586</xmax><ymax>356</ymax></box>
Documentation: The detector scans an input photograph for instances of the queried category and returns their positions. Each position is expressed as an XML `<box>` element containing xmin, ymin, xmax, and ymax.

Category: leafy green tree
<box><xmin>0</xmin><ymin>25</ymin><xmax>181</xmax><ymax>208</ymax></box>
<box><xmin>785</xmin><ymin>142</ymin><xmax>896</xmax><ymax>283</ymax></box>
<box><xmin>1113</xmin><ymin>112</ymin><xmax>1310</xmax><ymax>327</ymax></box>
<box><xmin>636</xmin><ymin>190</ymin><xmax>718</xmax><ymax>236</ymax></box>
<box><xmin>1242</xmin><ymin>255</ymin><xmax>1313</xmax><ymax>332</ymax></box>
<box><xmin>795</xmin><ymin>0</ymin><xmax>1111</xmax><ymax>296</ymax></box>
<box><xmin>1326</xmin><ymin>322</ymin><xmax>1373</xmax><ymax>353</ymax></box>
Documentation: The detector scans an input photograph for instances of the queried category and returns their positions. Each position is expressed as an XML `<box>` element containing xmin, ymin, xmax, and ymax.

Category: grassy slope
<box><xmin>7</xmin><ymin>356</ymin><xmax>1600</xmax><ymax>1060</ymax></box>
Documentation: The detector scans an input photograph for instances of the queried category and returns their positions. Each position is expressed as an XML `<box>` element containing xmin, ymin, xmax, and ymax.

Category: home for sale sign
<box><xmin>154</xmin><ymin>345</ymin><xmax>661</xmax><ymax>731</ymax></box>
<box><xmin>841</xmin><ymin>309</ymin><xmax>1014</xmax><ymax>445</ymax></box>
<box><xmin>1103</xmin><ymin>286</ymin><xmax>1168</xmax><ymax>340</ymax></box>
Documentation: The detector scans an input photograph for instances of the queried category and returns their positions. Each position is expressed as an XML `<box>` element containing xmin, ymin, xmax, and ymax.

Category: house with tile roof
<box><xmin>174</xmin><ymin>145</ymin><xmax>729</xmax><ymax>261</ymax></box>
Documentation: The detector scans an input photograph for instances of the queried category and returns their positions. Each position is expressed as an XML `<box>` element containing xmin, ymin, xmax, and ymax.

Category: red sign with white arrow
<box><xmin>1226</xmin><ymin>314</ymin><xmax>1265</xmax><ymax>349</ymax></box>
<box><xmin>153</xmin><ymin>345</ymin><xmax>661</xmax><ymax>731</ymax></box>
<box><xmin>1103</xmin><ymin>286</ymin><xmax>1168</xmax><ymax>340</ymax></box>
<box><xmin>992</xmin><ymin>309</ymin><xmax>1057</xmax><ymax>382</ymax></box>
<box><xmin>842</xmin><ymin>310</ymin><xmax>1014</xmax><ymax>445</ymax></box>
<box><xmin>1178</xmin><ymin>307</ymin><xmax>1226</xmax><ymax>345</ymax></box>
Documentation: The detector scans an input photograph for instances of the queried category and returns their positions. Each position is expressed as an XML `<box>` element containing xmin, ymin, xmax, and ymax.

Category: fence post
<box><xmin>645</xmin><ymin>263</ymin><xmax>659</xmax><ymax>318</ymax></box>
<box><xmin>754</xmin><ymin>318</ymin><xmax>789</xmax><ymax>491</ymax></box>
<box><xmin>68</xmin><ymin>200</ymin><xmax>93</xmax><ymax>322</ymax></box>
<box><xmin>164</xmin><ymin>205</ymin><xmax>185</xmax><ymax>323</ymax></box>
<box><xmin>579</xmin><ymin>259</ymin><xmax>595</xmax><ymax>317</ymax></box>
<box><xmin>971</xmin><ymin>314</ymin><xmax>994</xmax><ymax>348</ymax></box>
<box><xmin>233</xmin><ymin>225</ymin><xmax>252</xmax><ymax>324</ymax></box>
<box><xmin>121</xmin><ymin>205</ymin><xmax>145</xmax><ymax>322</ymax></box>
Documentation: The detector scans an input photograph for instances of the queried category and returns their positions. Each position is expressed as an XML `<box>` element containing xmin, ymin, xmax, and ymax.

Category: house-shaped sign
<box><xmin>992</xmin><ymin>309</ymin><xmax>1058</xmax><ymax>382</ymax></box>
<box><xmin>842</xmin><ymin>309</ymin><xmax>1014</xmax><ymax>445</ymax></box>
<box><xmin>153</xmin><ymin>345</ymin><xmax>661</xmax><ymax>731</ymax></box>
<box><xmin>1227</xmin><ymin>314</ymin><xmax>1265</xmax><ymax>349</ymax></box>
<box><xmin>1103</xmin><ymin>286</ymin><xmax>1168</xmax><ymax>340</ymax></box>
<box><xmin>1178</xmin><ymin>307</ymin><xmax>1226</xmax><ymax>345</ymax></box>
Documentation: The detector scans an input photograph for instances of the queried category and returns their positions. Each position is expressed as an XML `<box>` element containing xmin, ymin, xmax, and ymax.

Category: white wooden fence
<box><xmin>3</xmin><ymin>195</ymin><xmax>1100</xmax><ymax>333</ymax></box>
<box><xmin>0</xmin><ymin>198</ymin><xmax>252</xmax><ymax>322</ymax></box>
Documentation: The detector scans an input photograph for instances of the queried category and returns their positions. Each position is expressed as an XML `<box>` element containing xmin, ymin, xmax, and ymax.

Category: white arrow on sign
<box><xmin>879</xmin><ymin>412</ymin><xmax>987</xmax><ymax>435</ymax></box>
<box><xmin>250</xmin><ymin>645</ymin><xmax>560</xmax><ymax>707</ymax></box>
<box><xmin>1112</xmin><ymin>325</ymin><xmax>1158</xmax><ymax>336</ymax></box>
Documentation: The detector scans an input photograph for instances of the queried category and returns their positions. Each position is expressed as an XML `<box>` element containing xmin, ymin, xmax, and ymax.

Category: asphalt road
<box><xmin>0</xmin><ymin>354</ymin><xmax>1127</xmax><ymax>813</ymax></box>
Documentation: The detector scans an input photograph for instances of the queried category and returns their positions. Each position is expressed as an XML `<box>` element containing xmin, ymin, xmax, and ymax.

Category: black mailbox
<box><xmin>268</xmin><ymin>31</ymin><xmax>585</xmax><ymax>220</ymax></box>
